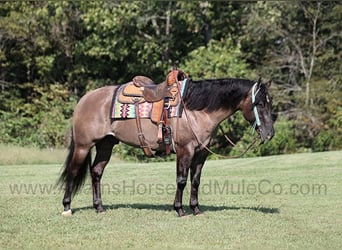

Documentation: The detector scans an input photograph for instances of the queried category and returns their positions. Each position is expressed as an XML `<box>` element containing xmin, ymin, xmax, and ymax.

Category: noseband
<box><xmin>251</xmin><ymin>83</ymin><xmax>261</xmax><ymax>129</ymax></box>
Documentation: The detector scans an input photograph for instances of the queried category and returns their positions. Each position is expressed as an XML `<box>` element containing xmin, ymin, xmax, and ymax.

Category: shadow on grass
<box><xmin>73</xmin><ymin>203</ymin><xmax>279</xmax><ymax>215</ymax></box>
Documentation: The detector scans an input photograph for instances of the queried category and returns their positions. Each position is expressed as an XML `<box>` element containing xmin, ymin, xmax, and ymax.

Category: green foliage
<box><xmin>0</xmin><ymin>84</ymin><xmax>75</xmax><ymax>148</ymax></box>
<box><xmin>0</xmin><ymin>1</ymin><xmax>341</xmax><ymax>156</ymax></box>
<box><xmin>312</xmin><ymin>103</ymin><xmax>342</xmax><ymax>152</ymax></box>
<box><xmin>240</xmin><ymin>1</ymin><xmax>342</xmax><ymax>154</ymax></box>
<box><xmin>113</xmin><ymin>143</ymin><xmax>175</xmax><ymax>163</ymax></box>
<box><xmin>230</xmin><ymin>117</ymin><xmax>297</xmax><ymax>157</ymax></box>
<box><xmin>256</xmin><ymin>118</ymin><xmax>297</xmax><ymax>156</ymax></box>
<box><xmin>181</xmin><ymin>39</ymin><xmax>253</xmax><ymax>79</ymax></box>
<box><xmin>0</xmin><ymin>144</ymin><xmax>66</xmax><ymax>165</ymax></box>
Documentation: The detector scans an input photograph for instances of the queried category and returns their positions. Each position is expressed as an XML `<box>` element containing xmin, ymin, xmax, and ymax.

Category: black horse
<box><xmin>58</xmin><ymin>71</ymin><xmax>274</xmax><ymax>217</ymax></box>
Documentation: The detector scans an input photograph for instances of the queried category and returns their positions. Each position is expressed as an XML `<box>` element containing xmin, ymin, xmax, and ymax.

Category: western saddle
<box><xmin>117</xmin><ymin>68</ymin><xmax>187</xmax><ymax>157</ymax></box>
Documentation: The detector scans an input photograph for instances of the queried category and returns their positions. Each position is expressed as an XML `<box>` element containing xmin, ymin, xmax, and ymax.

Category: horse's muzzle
<box><xmin>258</xmin><ymin>127</ymin><xmax>274</xmax><ymax>142</ymax></box>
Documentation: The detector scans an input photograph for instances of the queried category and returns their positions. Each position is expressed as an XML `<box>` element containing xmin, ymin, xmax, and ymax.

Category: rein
<box><xmin>194</xmin><ymin>131</ymin><xmax>259</xmax><ymax>159</ymax></box>
<box><xmin>174</xmin><ymin>76</ymin><xmax>261</xmax><ymax>159</ymax></box>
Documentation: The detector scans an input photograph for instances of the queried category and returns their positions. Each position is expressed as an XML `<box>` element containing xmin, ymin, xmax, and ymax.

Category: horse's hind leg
<box><xmin>90</xmin><ymin>135</ymin><xmax>118</xmax><ymax>213</ymax></box>
<box><xmin>62</xmin><ymin>144</ymin><xmax>92</xmax><ymax>216</ymax></box>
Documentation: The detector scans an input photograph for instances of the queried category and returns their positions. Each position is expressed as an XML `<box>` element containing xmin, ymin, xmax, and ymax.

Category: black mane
<box><xmin>184</xmin><ymin>78</ymin><xmax>255</xmax><ymax>112</ymax></box>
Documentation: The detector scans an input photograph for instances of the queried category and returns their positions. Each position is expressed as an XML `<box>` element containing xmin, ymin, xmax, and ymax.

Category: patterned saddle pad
<box><xmin>111</xmin><ymin>79</ymin><xmax>188</xmax><ymax>120</ymax></box>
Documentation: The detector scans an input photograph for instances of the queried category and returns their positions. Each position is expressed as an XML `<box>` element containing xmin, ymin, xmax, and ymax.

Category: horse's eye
<box><xmin>266</xmin><ymin>95</ymin><xmax>272</xmax><ymax>103</ymax></box>
<box><xmin>258</xmin><ymin>102</ymin><xmax>264</xmax><ymax>108</ymax></box>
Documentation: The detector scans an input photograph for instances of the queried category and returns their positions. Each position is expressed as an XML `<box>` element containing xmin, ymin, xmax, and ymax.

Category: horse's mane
<box><xmin>184</xmin><ymin>78</ymin><xmax>256</xmax><ymax>111</ymax></box>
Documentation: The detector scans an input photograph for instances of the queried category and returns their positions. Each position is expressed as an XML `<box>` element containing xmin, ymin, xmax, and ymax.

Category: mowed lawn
<box><xmin>0</xmin><ymin>151</ymin><xmax>341</xmax><ymax>249</ymax></box>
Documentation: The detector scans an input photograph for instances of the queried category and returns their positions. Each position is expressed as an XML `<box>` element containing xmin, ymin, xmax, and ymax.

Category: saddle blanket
<box><xmin>111</xmin><ymin>79</ymin><xmax>188</xmax><ymax>120</ymax></box>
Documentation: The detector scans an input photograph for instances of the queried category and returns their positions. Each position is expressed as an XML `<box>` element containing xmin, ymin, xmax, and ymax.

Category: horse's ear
<box><xmin>257</xmin><ymin>77</ymin><xmax>262</xmax><ymax>88</ymax></box>
<box><xmin>177</xmin><ymin>69</ymin><xmax>187</xmax><ymax>80</ymax></box>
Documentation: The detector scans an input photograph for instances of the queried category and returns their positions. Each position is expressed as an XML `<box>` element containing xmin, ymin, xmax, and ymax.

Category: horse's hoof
<box><xmin>62</xmin><ymin>209</ymin><xmax>72</xmax><ymax>217</ymax></box>
<box><xmin>95</xmin><ymin>206</ymin><xmax>106</xmax><ymax>213</ymax></box>
<box><xmin>192</xmin><ymin>207</ymin><xmax>203</xmax><ymax>216</ymax></box>
<box><xmin>176</xmin><ymin>209</ymin><xmax>187</xmax><ymax>217</ymax></box>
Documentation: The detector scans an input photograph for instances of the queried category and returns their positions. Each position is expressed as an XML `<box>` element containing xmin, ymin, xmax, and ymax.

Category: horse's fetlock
<box><xmin>63</xmin><ymin>198</ymin><xmax>71</xmax><ymax>206</ymax></box>
<box><xmin>93</xmin><ymin>198</ymin><xmax>102</xmax><ymax>207</ymax></box>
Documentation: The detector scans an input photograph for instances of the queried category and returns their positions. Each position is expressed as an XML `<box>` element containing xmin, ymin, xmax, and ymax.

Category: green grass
<box><xmin>0</xmin><ymin>144</ymin><xmax>67</xmax><ymax>165</ymax></box>
<box><xmin>0</xmin><ymin>151</ymin><xmax>341</xmax><ymax>249</ymax></box>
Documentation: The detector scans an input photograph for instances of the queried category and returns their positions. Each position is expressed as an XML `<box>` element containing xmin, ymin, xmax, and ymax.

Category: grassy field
<box><xmin>0</xmin><ymin>150</ymin><xmax>341</xmax><ymax>249</ymax></box>
<box><xmin>0</xmin><ymin>144</ymin><xmax>67</xmax><ymax>165</ymax></box>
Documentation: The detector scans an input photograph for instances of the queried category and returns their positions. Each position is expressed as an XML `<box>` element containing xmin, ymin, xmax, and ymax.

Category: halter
<box><xmin>251</xmin><ymin>82</ymin><xmax>261</xmax><ymax>129</ymax></box>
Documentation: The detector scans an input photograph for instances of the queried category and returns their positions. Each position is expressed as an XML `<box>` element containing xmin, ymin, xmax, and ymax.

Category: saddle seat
<box><xmin>119</xmin><ymin>69</ymin><xmax>186</xmax><ymax>105</ymax></box>
<box><xmin>131</xmin><ymin>75</ymin><xmax>176</xmax><ymax>102</ymax></box>
<box><xmin>132</xmin><ymin>76</ymin><xmax>155</xmax><ymax>87</ymax></box>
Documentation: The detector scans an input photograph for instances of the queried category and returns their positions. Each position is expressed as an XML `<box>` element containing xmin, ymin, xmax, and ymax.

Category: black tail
<box><xmin>57</xmin><ymin>131</ymin><xmax>92</xmax><ymax>196</ymax></box>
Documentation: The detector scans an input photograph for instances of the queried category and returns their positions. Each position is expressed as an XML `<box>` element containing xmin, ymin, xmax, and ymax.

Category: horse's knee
<box><xmin>176</xmin><ymin>176</ymin><xmax>187</xmax><ymax>189</ymax></box>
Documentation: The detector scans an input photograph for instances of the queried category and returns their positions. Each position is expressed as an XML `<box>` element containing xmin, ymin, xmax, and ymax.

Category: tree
<box><xmin>243</xmin><ymin>1</ymin><xmax>341</xmax><ymax>150</ymax></box>
<box><xmin>0</xmin><ymin>1</ymin><xmax>340</xmax><ymax>153</ymax></box>
<box><xmin>180</xmin><ymin>39</ymin><xmax>254</xmax><ymax>156</ymax></box>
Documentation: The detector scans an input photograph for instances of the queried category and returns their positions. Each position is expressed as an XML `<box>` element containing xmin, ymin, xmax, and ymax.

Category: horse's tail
<box><xmin>57</xmin><ymin>130</ymin><xmax>92</xmax><ymax>196</ymax></box>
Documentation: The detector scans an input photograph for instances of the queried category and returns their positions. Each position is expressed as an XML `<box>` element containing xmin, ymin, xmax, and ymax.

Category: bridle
<box><xmin>251</xmin><ymin>82</ymin><xmax>261</xmax><ymax>130</ymax></box>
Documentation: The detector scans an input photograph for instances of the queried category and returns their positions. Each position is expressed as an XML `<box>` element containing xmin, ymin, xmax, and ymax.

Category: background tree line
<box><xmin>0</xmin><ymin>1</ymin><xmax>341</xmax><ymax>159</ymax></box>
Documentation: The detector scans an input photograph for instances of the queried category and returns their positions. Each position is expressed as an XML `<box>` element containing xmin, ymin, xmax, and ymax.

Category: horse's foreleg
<box><xmin>189</xmin><ymin>150</ymin><xmax>209</xmax><ymax>215</ymax></box>
<box><xmin>91</xmin><ymin>135</ymin><xmax>118</xmax><ymax>213</ymax></box>
<box><xmin>174</xmin><ymin>146</ymin><xmax>193</xmax><ymax>217</ymax></box>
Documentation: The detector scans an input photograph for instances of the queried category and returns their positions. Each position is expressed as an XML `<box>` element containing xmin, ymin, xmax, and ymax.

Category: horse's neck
<box><xmin>178</xmin><ymin>108</ymin><xmax>236</xmax><ymax>144</ymax></box>
<box><xmin>177</xmin><ymin>78</ymin><xmax>251</xmax><ymax>142</ymax></box>
<box><xmin>209</xmin><ymin>108</ymin><xmax>237</xmax><ymax>127</ymax></box>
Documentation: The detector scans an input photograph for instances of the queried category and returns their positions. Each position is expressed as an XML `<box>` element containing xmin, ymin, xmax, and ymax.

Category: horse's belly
<box><xmin>111</xmin><ymin>119</ymin><xmax>161</xmax><ymax>150</ymax></box>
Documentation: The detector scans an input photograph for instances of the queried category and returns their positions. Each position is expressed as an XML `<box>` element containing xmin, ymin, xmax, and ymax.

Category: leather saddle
<box><xmin>118</xmin><ymin>69</ymin><xmax>186</xmax><ymax>111</ymax></box>
<box><xmin>116</xmin><ymin>69</ymin><xmax>187</xmax><ymax>157</ymax></box>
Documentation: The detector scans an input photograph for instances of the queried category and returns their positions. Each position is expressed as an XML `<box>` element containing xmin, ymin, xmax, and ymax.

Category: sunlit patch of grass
<box><xmin>0</xmin><ymin>151</ymin><xmax>341</xmax><ymax>249</ymax></box>
<box><xmin>0</xmin><ymin>144</ymin><xmax>67</xmax><ymax>165</ymax></box>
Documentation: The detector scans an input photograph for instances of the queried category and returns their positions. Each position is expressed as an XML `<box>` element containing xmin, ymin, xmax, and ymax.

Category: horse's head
<box><xmin>241</xmin><ymin>79</ymin><xmax>275</xmax><ymax>141</ymax></box>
